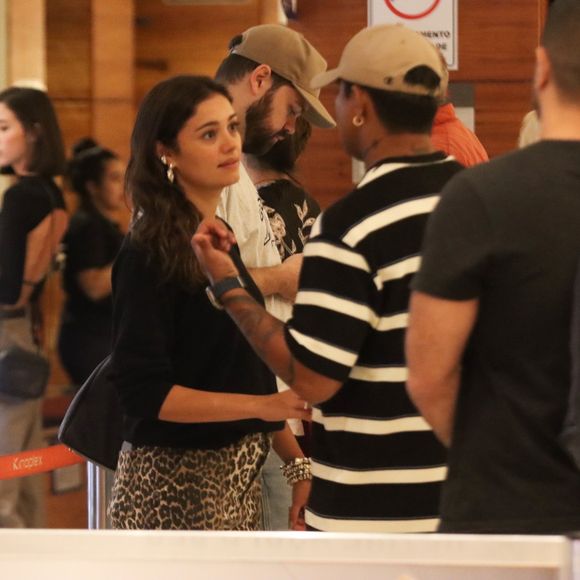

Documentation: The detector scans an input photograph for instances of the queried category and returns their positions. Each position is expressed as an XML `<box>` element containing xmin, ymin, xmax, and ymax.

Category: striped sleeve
<box><xmin>285</xmin><ymin>236</ymin><xmax>376</xmax><ymax>382</ymax></box>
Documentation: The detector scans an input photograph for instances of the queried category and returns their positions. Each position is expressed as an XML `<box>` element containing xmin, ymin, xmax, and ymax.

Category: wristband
<box><xmin>205</xmin><ymin>275</ymin><xmax>246</xmax><ymax>310</ymax></box>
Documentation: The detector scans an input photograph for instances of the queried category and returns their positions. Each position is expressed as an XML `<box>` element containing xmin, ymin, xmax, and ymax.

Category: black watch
<box><xmin>205</xmin><ymin>276</ymin><xmax>246</xmax><ymax>310</ymax></box>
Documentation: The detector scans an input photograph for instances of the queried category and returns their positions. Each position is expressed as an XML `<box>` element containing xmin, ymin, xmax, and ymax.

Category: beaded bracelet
<box><xmin>280</xmin><ymin>457</ymin><xmax>312</xmax><ymax>485</ymax></box>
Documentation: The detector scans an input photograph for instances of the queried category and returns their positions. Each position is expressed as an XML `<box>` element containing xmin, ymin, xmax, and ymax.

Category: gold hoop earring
<box><xmin>352</xmin><ymin>115</ymin><xmax>364</xmax><ymax>127</ymax></box>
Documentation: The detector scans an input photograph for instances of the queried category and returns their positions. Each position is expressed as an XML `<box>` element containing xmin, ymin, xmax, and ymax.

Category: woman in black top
<box><xmin>0</xmin><ymin>87</ymin><xmax>67</xmax><ymax>527</ymax></box>
<box><xmin>58</xmin><ymin>139</ymin><xmax>126</xmax><ymax>386</ymax></box>
<box><xmin>108</xmin><ymin>76</ymin><xmax>310</xmax><ymax>531</ymax></box>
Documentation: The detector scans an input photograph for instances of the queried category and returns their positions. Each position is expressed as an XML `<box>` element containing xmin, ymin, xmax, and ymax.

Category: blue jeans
<box><xmin>261</xmin><ymin>448</ymin><xmax>291</xmax><ymax>530</ymax></box>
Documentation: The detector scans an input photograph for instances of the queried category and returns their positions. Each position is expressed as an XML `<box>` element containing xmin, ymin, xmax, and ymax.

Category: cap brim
<box><xmin>310</xmin><ymin>68</ymin><xmax>341</xmax><ymax>90</ymax></box>
<box><xmin>294</xmin><ymin>85</ymin><xmax>336</xmax><ymax>129</ymax></box>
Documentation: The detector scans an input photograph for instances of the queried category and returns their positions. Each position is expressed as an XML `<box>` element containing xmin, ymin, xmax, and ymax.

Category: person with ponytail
<box><xmin>58</xmin><ymin>139</ymin><xmax>126</xmax><ymax>386</ymax></box>
<box><xmin>107</xmin><ymin>75</ymin><xmax>310</xmax><ymax>530</ymax></box>
<box><xmin>58</xmin><ymin>138</ymin><xmax>124</xmax><ymax>386</ymax></box>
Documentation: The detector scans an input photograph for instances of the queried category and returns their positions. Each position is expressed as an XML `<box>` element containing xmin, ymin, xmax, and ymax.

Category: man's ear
<box><xmin>534</xmin><ymin>46</ymin><xmax>551</xmax><ymax>94</ymax></box>
<box><xmin>249</xmin><ymin>64</ymin><xmax>273</xmax><ymax>97</ymax></box>
<box><xmin>351</xmin><ymin>84</ymin><xmax>371</xmax><ymax>122</ymax></box>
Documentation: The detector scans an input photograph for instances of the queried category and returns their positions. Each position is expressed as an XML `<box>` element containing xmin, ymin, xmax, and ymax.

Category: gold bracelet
<box><xmin>280</xmin><ymin>457</ymin><xmax>312</xmax><ymax>485</ymax></box>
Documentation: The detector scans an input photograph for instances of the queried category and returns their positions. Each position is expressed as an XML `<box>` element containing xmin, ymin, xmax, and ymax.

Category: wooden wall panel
<box><xmin>46</xmin><ymin>0</ymin><xmax>91</xmax><ymax>100</ymax></box>
<box><xmin>476</xmin><ymin>82</ymin><xmax>535</xmax><ymax>158</ymax></box>
<box><xmin>286</xmin><ymin>1</ymin><xmax>365</xmax><ymax>207</ymax></box>
<box><xmin>46</xmin><ymin>0</ymin><xmax>92</xmax><ymax>161</ymax></box>
<box><xmin>452</xmin><ymin>0</ymin><xmax>537</xmax><ymax>83</ymax></box>
<box><xmin>7</xmin><ymin>0</ymin><xmax>45</xmax><ymax>84</ymax></box>
<box><xmin>52</xmin><ymin>101</ymin><xmax>92</xmax><ymax>154</ymax></box>
<box><xmin>135</xmin><ymin>0</ymin><xmax>262</xmax><ymax>103</ymax></box>
<box><xmin>91</xmin><ymin>0</ymin><xmax>135</xmax><ymax>160</ymax></box>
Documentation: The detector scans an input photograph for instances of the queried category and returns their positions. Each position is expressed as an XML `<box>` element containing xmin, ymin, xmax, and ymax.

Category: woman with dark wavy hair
<box><xmin>108</xmin><ymin>75</ymin><xmax>310</xmax><ymax>530</ymax></box>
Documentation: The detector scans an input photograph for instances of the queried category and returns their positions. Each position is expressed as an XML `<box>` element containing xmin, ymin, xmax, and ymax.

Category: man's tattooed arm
<box><xmin>221</xmin><ymin>290</ymin><xmax>341</xmax><ymax>404</ymax></box>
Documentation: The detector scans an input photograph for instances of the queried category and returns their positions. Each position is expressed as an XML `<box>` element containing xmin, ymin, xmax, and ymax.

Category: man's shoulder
<box><xmin>321</xmin><ymin>156</ymin><xmax>461</xmax><ymax>230</ymax></box>
<box><xmin>317</xmin><ymin>186</ymin><xmax>370</xmax><ymax>239</ymax></box>
<box><xmin>444</xmin><ymin>143</ymin><xmax>549</xmax><ymax>200</ymax></box>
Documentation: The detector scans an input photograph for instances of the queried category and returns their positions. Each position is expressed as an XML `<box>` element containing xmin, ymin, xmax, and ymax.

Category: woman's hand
<box><xmin>259</xmin><ymin>390</ymin><xmax>311</xmax><ymax>423</ymax></box>
<box><xmin>192</xmin><ymin>218</ymin><xmax>238</xmax><ymax>284</ymax></box>
<box><xmin>289</xmin><ymin>478</ymin><xmax>311</xmax><ymax>530</ymax></box>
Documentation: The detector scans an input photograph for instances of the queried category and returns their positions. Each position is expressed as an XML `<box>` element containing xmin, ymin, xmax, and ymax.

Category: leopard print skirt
<box><xmin>108</xmin><ymin>432</ymin><xmax>271</xmax><ymax>530</ymax></box>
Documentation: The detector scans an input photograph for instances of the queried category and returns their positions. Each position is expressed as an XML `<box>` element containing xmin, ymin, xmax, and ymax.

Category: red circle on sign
<box><xmin>384</xmin><ymin>0</ymin><xmax>441</xmax><ymax>20</ymax></box>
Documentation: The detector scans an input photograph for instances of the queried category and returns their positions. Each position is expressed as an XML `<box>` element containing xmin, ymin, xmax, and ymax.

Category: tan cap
<box><xmin>311</xmin><ymin>24</ymin><xmax>444</xmax><ymax>98</ymax></box>
<box><xmin>230</xmin><ymin>24</ymin><xmax>335</xmax><ymax>128</ymax></box>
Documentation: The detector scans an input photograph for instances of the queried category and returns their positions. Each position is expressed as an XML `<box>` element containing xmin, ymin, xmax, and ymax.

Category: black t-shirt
<box><xmin>61</xmin><ymin>208</ymin><xmax>124</xmax><ymax>327</ymax></box>
<box><xmin>413</xmin><ymin>140</ymin><xmax>580</xmax><ymax>533</ymax></box>
<box><xmin>0</xmin><ymin>176</ymin><xmax>65</xmax><ymax>304</ymax></box>
<box><xmin>258</xmin><ymin>179</ymin><xmax>320</xmax><ymax>261</ymax></box>
<box><xmin>110</xmin><ymin>233</ymin><xmax>283</xmax><ymax>450</ymax></box>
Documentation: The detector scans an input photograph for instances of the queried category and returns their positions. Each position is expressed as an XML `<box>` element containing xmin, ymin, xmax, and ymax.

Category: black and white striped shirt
<box><xmin>285</xmin><ymin>152</ymin><xmax>463</xmax><ymax>532</ymax></box>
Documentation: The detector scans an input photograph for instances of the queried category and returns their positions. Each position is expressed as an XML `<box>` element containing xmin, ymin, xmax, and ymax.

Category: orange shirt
<box><xmin>431</xmin><ymin>103</ymin><xmax>489</xmax><ymax>167</ymax></box>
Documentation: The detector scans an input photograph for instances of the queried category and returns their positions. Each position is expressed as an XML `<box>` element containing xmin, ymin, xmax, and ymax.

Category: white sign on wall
<box><xmin>368</xmin><ymin>0</ymin><xmax>458</xmax><ymax>70</ymax></box>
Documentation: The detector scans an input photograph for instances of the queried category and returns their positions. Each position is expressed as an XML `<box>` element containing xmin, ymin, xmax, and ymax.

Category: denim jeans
<box><xmin>260</xmin><ymin>448</ymin><xmax>291</xmax><ymax>530</ymax></box>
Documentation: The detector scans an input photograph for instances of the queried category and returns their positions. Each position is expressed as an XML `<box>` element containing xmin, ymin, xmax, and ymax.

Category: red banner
<box><xmin>0</xmin><ymin>444</ymin><xmax>85</xmax><ymax>481</ymax></box>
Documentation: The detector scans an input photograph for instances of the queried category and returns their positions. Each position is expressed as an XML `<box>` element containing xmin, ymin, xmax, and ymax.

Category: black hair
<box><xmin>67</xmin><ymin>137</ymin><xmax>118</xmax><ymax>211</ymax></box>
<box><xmin>127</xmin><ymin>75</ymin><xmax>232</xmax><ymax>288</ymax></box>
<box><xmin>343</xmin><ymin>66</ymin><xmax>439</xmax><ymax>134</ymax></box>
<box><xmin>0</xmin><ymin>86</ymin><xmax>65</xmax><ymax>176</ymax></box>
<box><xmin>541</xmin><ymin>0</ymin><xmax>580</xmax><ymax>100</ymax></box>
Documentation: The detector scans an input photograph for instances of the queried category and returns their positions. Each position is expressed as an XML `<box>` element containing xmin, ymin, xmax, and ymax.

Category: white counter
<box><xmin>0</xmin><ymin>529</ymin><xmax>575</xmax><ymax>580</ymax></box>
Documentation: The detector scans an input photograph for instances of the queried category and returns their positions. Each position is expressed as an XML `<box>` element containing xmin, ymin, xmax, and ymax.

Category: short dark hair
<box><xmin>0</xmin><ymin>87</ymin><xmax>65</xmax><ymax>177</ymax></box>
<box><xmin>343</xmin><ymin>66</ymin><xmax>439</xmax><ymax>134</ymax></box>
<box><xmin>67</xmin><ymin>137</ymin><xmax>118</xmax><ymax>210</ymax></box>
<box><xmin>215</xmin><ymin>34</ymin><xmax>290</xmax><ymax>90</ymax></box>
<box><xmin>542</xmin><ymin>0</ymin><xmax>580</xmax><ymax>100</ymax></box>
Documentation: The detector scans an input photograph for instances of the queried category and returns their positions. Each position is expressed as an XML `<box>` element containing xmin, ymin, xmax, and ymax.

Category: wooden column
<box><xmin>91</xmin><ymin>0</ymin><xmax>135</xmax><ymax>160</ymax></box>
<box><xmin>7</xmin><ymin>0</ymin><xmax>45</xmax><ymax>85</ymax></box>
<box><xmin>259</xmin><ymin>0</ymin><xmax>280</xmax><ymax>24</ymax></box>
<box><xmin>7</xmin><ymin>0</ymin><xmax>57</xmax><ymax>359</ymax></box>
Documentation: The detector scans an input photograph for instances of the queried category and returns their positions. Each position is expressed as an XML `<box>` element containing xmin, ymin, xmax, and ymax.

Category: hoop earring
<box><xmin>352</xmin><ymin>115</ymin><xmax>365</xmax><ymax>127</ymax></box>
<box><xmin>160</xmin><ymin>155</ymin><xmax>175</xmax><ymax>184</ymax></box>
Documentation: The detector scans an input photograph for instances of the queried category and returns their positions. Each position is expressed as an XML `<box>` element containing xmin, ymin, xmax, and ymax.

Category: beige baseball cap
<box><xmin>311</xmin><ymin>24</ymin><xmax>445</xmax><ymax>98</ymax></box>
<box><xmin>230</xmin><ymin>24</ymin><xmax>336</xmax><ymax>129</ymax></box>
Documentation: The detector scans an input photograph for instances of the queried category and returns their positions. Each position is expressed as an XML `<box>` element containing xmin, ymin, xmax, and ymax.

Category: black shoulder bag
<box><xmin>58</xmin><ymin>355</ymin><xmax>124</xmax><ymax>471</ymax></box>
